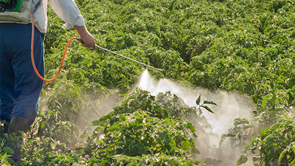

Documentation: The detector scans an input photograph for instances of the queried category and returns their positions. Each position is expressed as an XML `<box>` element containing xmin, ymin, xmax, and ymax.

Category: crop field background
<box><xmin>0</xmin><ymin>0</ymin><xmax>294</xmax><ymax>165</ymax></box>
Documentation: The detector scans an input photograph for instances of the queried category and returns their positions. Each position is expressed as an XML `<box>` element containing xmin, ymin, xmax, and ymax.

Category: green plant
<box><xmin>237</xmin><ymin>117</ymin><xmax>295</xmax><ymax>166</ymax></box>
<box><xmin>83</xmin><ymin>89</ymin><xmax>201</xmax><ymax>165</ymax></box>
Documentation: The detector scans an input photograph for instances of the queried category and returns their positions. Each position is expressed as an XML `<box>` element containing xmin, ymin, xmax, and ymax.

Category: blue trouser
<box><xmin>0</xmin><ymin>24</ymin><xmax>44</xmax><ymax>125</ymax></box>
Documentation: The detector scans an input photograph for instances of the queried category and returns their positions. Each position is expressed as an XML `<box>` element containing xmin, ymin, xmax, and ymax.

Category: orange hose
<box><xmin>23</xmin><ymin>6</ymin><xmax>78</xmax><ymax>82</ymax></box>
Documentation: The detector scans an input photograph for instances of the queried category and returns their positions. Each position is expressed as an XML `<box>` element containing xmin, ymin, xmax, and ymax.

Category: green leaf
<box><xmin>237</xmin><ymin>155</ymin><xmax>247</xmax><ymax>165</ymax></box>
<box><xmin>203</xmin><ymin>101</ymin><xmax>217</xmax><ymax>106</ymax></box>
<box><xmin>47</xmin><ymin>110</ymin><xmax>55</xmax><ymax>115</ymax></box>
<box><xmin>261</xmin><ymin>99</ymin><xmax>268</xmax><ymax>109</ymax></box>
<box><xmin>187</xmin><ymin>122</ymin><xmax>196</xmax><ymax>133</ymax></box>
<box><xmin>181</xmin><ymin>140</ymin><xmax>191</xmax><ymax>150</ymax></box>
<box><xmin>279</xmin><ymin>150</ymin><xmax>286</xmax><ymax>165</ymax></box>
<box><xmin>201</xmin><ymin>105</ymin><xmax>214</xmax><ymax>113</ymax></box>
<box><xmin>196</xmin><ymin>95</ymin><xmax>201</xmax><ymax>105</ymax></box>
<box><xmin>3</xmin><ymin>147</ymin><xmax>14</xmax><ymax>154</ymax></box>
<box><xmin>234</xmin><ymin>118</ymin><xmax>249</xmax><ymax>126</ymax></box>
<box><xmin>92</xmin><ymin>120</ymin><xmax>100</xmax><ymax>126</ymax></box>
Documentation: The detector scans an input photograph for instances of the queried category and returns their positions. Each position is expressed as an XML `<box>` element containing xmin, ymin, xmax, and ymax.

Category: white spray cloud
<box><xmin>136</xmin><ymin>69</ymin><xmax>255</xmax><ymax>166</ymax></box>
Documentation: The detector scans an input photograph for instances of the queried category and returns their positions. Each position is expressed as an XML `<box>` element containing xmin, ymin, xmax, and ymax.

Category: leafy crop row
<box><xmin>0</xmin><ymin>0</ymin><xmax>294</xmax><ymax>165</ymax></box>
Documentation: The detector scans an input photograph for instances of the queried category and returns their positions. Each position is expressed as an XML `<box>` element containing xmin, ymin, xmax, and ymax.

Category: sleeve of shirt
<box><xmin>49</xmin><ymin>0</ymin><xmax>85</xmax><ymax>29</ymax></box>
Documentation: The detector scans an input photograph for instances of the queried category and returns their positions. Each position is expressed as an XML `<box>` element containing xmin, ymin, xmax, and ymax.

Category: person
<box><xmin>0</xmin><ymin>0</ymin><xmax>95</xmax><ymax>161</ymax></box>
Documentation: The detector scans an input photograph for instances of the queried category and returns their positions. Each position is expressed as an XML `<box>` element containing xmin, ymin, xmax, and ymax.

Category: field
<box><xmin>0</xmin><ymin>0</ymin><xmax>294</xmax><ymax>165</ymax></box>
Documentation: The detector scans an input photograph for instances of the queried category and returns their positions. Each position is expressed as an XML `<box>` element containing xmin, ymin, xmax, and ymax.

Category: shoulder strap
<box><xmin>32</xmin><ymin>0</ymin><xmax>42</xmax><ymax>13</ymax></box>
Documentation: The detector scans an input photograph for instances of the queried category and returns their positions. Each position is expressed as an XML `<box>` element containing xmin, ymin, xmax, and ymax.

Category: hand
<box><xmin>74</xmin><ymin>25</ymin><xmax>95</xmax><ymax>49</ymax></box>
<box><xmin>80</xmin><ymin>32</ymin><xmax>95</xmax><ymax>49</ymax></box>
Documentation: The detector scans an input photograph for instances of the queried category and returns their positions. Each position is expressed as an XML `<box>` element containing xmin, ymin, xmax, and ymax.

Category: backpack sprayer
<box><xmin>0</xmin><ymin>0</ymin><xmax>22</xmax><ymax>12</ymax></box>
<box><xmin>0</xmin><ymin>0</ymin><xmax>162</xmax><ymax>82</ymax></box>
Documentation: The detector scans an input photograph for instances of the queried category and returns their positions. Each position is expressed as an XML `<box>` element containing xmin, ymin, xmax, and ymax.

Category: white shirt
<box><xmin>33</xmin><ymin>0</ymin><xmax>85</xmax><ymax>33</ymax></box>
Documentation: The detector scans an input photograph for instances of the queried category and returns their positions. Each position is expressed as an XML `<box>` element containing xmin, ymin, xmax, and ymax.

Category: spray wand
<box><xmin>94</xmin><ymin>44</ymin><xmax>162</xmax><ymax>71</ymax></box>
<box><xmin>23</xmin><ymin>6</ymin><xmax>162</xmax><ymax>82</ymax></box>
